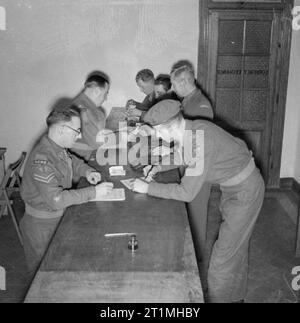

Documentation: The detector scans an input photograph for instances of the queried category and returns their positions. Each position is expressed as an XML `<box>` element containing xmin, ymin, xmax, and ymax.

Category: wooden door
<box><xmin>198</xmin><ymin>1</ymin><xmax>293</xmax><ymax>188</ymax></box>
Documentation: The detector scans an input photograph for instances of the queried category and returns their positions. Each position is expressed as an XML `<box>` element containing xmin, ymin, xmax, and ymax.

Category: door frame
<box><xmin>198</xmin><ymin>0</ymin><xmax>294</xmax><ymax>188</ymax></box>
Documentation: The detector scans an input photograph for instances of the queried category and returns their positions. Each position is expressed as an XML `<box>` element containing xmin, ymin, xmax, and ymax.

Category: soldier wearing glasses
<box><xmin>20</xmin><ymin>105</ymin><xmax>113</xmax><ymax>273</ymax></box>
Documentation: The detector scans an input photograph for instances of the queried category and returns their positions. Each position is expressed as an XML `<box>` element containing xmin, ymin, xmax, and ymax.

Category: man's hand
<box><xmin>127</xmin><ymin>108</ymin><xmax>142</xmax><ymax>117</ymax></box>
<box><xmin>94</xmin><ymin>182</ymin><xmax>114</xmax><ymax>199</ymax></box>
<box><xmin>143</xmin><ymin>165</ymin><xmax>161</xmax><ymax>179</ymax></box>
<box><xmin>138</xmin><ymin>124</ymin><xmax>155</xmax><ymax>136</ymax></box>
<box><xmin>133</xmin><ymin>179</ymin><xmax>149</xmax><ymax>194</ymax></box>
<box><xmin>86</xmin><ymin>171</ymin><xmax>101</xmax><ymax>185</ymax></box>
<box><xmin>126</xmin><ymin>99</ymin><xmax>137</xmax><ymax>109</ymax></box>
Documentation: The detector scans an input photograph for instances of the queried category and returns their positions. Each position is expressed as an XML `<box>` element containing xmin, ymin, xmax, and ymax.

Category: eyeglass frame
<box><xmin>63</xmin><ymin>125</ymin><xmax>81</xmax><ymax>136</ymax></box>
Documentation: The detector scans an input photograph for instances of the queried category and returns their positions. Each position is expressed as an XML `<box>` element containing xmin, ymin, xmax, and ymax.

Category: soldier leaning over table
<box><xmin>70</xmin><ymin>72</ymin><xmax>110</xmax><ymax>161</ymax></box>
<box><xmin>133</xmin><ymin>100</ymin><xmax>265</xmax><ymax>303</ymax></box>
<box><xmin>20</xmin><ymin>105</ymin><xmax>113</xmax><ymax>274</ymax></box>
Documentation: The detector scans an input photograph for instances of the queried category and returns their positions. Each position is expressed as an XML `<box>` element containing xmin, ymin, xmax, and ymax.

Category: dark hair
<box><xmin>171</xmin><ymin>60</ymin><xmax>195</xmax><ymax>74</ymax></box>
<box><xmin>46</xmin><ymin>105</ymin><xmax>80</xmax><ymax>128</ymax></box>
<box><xmin>154</xmin><ymin>74</ymin><xmax>171</xmax><ymax>92</ymax></box>
<box><xmin>135</xmin><ymin>69</ymin><xmax>154</xmax><ymax>82</ymax></box>
<box><xmin>84</xmin><ymin>72</ymin><xmax>109</xmax><ymax>89</ymax></box>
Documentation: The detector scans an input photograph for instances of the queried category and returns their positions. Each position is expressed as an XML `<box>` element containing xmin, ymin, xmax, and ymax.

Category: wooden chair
<box><xmin>0</xmin><ymin>152</ymin><xmax>27</xmax><ymax>245</ymax></box>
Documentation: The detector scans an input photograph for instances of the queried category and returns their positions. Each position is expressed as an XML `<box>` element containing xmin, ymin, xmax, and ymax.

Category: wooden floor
<box><xmin>0</xmin><ymin>190</ymin><xmax>299</xmax><ymax>303</ymax></box>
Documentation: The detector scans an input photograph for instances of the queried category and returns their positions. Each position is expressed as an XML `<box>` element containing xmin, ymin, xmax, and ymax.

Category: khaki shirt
<box><xmin>21</xmin><ymin>135</ymin><xmax>96</xmax><ymax>218</ymax></box>
<box><xmin>135</xmin><ymin>92</ymin><xmax>156</xmax><ymax>112</ymax></box>
<box><xmin>148</xmin><ymin>120</ymin><xmax>251</xmax><ymax>202</ymax></box>
<box><xmin>182</xmin><ymin>88</ymin><xmax>214</xmax><ymax>120</ymax></box>
<box><xmin>72</xmin><ymin>92</ymin><xmax>106</xmax><ymax>150</ymax></box>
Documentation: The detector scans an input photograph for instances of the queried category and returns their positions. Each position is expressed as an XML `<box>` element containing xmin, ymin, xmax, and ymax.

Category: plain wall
<box><xmin>0</xmin><ymin>0</ymin><xmax>198</xmax><ymax>165</ymax></box>
<box><xmin>280</xmin><ymin>0</ymin><xmax>300</xmax><ymax>182</ymax></box>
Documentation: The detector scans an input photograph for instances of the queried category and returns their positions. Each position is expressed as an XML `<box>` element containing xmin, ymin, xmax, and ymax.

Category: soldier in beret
<box><xmin>133</xmin><ymin>99</ymin><xmax>265</xmax><ymax>303</ymax></box>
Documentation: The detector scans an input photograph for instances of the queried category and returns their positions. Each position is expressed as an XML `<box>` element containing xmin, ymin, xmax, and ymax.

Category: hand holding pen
<box><xmin>143</xmin><ymin>165</ymin><xmax>160</xmax><ymax>182</ymax></box>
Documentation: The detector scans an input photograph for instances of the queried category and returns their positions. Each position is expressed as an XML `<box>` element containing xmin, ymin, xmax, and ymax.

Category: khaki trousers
<box><xmin>207</xmin><ymin>168</ymin><xmax>265</xmax><ymax>302</ymax></box>
<box><xmin>20</xmin><ymin>213</ymin><xmax>61</xmax><ymax>274</ymax></box>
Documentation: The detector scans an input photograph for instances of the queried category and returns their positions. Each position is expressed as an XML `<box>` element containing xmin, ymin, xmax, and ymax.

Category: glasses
<box><xmin>63</xmin><ymin>125</ymin><xmax>81</xmax><ymax>136</ymax></box>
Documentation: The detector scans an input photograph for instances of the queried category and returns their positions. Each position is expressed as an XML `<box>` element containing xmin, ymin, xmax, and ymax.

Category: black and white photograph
<box><xmin>0</xmin><ymin>0</ymin><xmax>299</xmax><ymax>307</ymax></box>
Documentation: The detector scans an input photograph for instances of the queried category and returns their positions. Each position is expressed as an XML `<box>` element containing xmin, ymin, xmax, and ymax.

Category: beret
<box><xmin>143</xmin><ymin>99</ymin><xmax>181</xmax><ymax>126</ymax></box>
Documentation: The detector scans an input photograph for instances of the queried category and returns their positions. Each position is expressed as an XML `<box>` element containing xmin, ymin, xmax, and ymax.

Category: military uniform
<box><xmin>20</xmin><ymin>135</ymin><xmax>96</xmax><ymax>272</ymax></box>
<box><xmin>182</xmin><ymin>87</ymin><xmax>213</xmax><ymax>120</ymax></box>
<box><xmin>70</xmin><ymin>92</ymin><xmax>106</xmax><ymax>159</ymax></box>
<box><xmin>140</xmin><ymin>91</ymin><xmax>179</xmax><ymax>122</ymax></box>
<box><xmin>147</xmin><ymin>120</ymin><xmax>265</xmax><ymax>302</ymax></box>
<box><xmin>135</xmin><ymin>91</ymin><xmax>156</xmax><ymax>112</ymax></box>
<box><xmin>181</xmin><ymin>87</ymin><xmax>214</xmax><ymax>290</ymax></box>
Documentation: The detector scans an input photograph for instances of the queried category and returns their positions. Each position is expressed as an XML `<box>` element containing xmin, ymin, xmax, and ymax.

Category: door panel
<box><xmin>207</xmin><ymin>10</ymin><xmax>280</xmax><ymax>183</ymax></box>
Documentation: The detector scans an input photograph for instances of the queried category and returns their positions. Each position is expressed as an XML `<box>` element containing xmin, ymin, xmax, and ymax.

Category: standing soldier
<box><xmin>134</xmin><ymin>100</ymin><xmax>265</xmax><ymax>303</ymax></box>
<box><xmin>170</xmin><ymin>61</ymin><xmax>214</xmax><ymax>290</ymax></box>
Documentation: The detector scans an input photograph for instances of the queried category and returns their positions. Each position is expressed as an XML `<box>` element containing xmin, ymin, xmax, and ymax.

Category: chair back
<box><xmin>0</xmin><ymin>151</ymin><xmax>26</xmax><ymax>245</ymax></box>
<box><xmin>0</xmin><ymin>151</ymin><xmax>27</xmax><ymax>193</ymax></box>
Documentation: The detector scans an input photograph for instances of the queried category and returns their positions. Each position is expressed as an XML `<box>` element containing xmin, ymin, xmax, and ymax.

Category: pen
<box><xmin>105</xmin><ymin>233</ymin><xmax>136</xmax><ymax>238</ymax></box>
<box><xmin>145</xmin><ymin>165</ymin><xmax>154</xmax><ymax>180</ymax></box>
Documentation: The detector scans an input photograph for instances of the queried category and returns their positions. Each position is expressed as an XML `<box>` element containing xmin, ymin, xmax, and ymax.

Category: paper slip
<box><xmin>109</xmin><ymin>166</ymin><xmax>126</xmax><ymax>176</ymax></box>
<box><xmin>141</xmin><ymin>176</ymin><xmax>154</xmax><ymax>183</ymax></box>
<box><xmin>92</xmin><ymin>188</ymin><xmax>125</xmax><ymax>201</ymax></box>
<box><xmin>120</xmin><ymin>178</ymin><xmax>135</xmax><ymax>190</ymax></box>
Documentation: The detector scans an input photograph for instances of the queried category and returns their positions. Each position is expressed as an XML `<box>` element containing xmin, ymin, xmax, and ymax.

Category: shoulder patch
<box><xmin>33</xmin><ymin>153</ymin><xmax>48</xmax><ymax>165</ymax></box>
<box><xmin>34</xmin><ymin>160</ymin><xmax>48</xmax><ymax>165</ymax></box>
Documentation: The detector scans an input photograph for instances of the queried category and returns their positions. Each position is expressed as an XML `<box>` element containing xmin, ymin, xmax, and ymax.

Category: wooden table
<box><xmin>24</xmin><ymin>158</ymin><xmax>203</xmax><ymax>303</ymax></box>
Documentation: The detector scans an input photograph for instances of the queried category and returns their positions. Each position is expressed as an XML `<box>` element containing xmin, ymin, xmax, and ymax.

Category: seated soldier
<box><xmin>20</xmin><ymin>105</ymin><xmax>113</xmax><ymax>274</ymax></box>
<box><xmin>70</xmin><ymin>72</ymin><xmax>110</xmax><ymax>160</ymax></box>
<box><xmin>154</xmin><ymin>74</ymin><xmax>177</xmax><ymax>100</ymax></box>
<box><xmin>138</xmin><ymin>74</ymin><xmax>179</xmax><ymax>122</ymax></box>
<box><xmin>133</xmin><ymin>100</ymin><xmax>265</xmax><ymax>303</ymax></box>
<box><xmin>126</xmin><ymin>69</ymin><xmax>155</xmax><ymax>117</ymax></box>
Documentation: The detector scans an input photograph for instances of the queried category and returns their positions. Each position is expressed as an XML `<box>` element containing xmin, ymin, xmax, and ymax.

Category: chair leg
<box><xmin>296</xmin><ymin>201</ymin><xmax>300</xmax><ymax>257</ymax></box>
<box><xmin>4</xmin><ymin>190</ymin><xmax>23</xmax><ymax>246</ymax></box>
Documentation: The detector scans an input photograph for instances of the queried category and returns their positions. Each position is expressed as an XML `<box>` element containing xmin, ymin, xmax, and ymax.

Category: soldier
<box><xmin>170</xmin><ymin>61</ymin><xmax>213</xmax><ymax>120</ymax></box>
<box><xmin>70</xmin><ymin>72</ymin><xmax>110</xmax><ymax>160</ymax></box>
<box><xmin>138</xmin><ymin>74</ymin><xmax>179</xmax><ymax>122</ymax></box>
<box><xmin>126</xmin><ymin>69</ymin><xmax>156</xmax><ymax>118</ymax></box>
<box><xmin>20</xmin><ymin>105</ymin><xmax>113</xmax><ymax>273</ymax></box>
<box><xmin>170</xmin><ymin>61</ymin><xmax>214</xmax><ymax>291</ymax></box>
<box><xmin>133</xmin><ymin>100</ymin><xmax>265</xmax><ymax>303</ymax></box>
